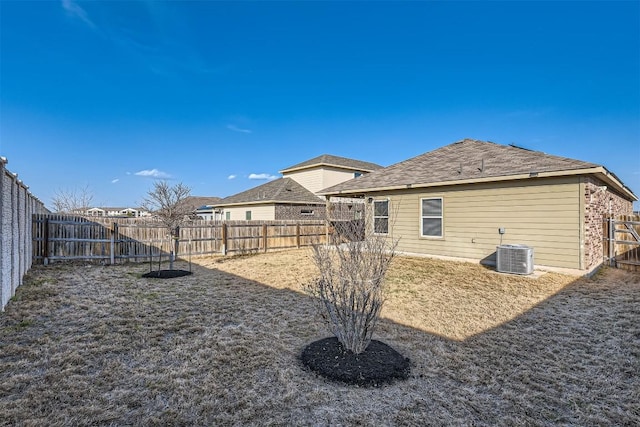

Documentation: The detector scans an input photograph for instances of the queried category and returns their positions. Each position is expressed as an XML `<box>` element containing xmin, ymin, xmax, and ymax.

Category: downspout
<box><xmin>608</xmin><ymin>196</ymin><xmax>614</xmax><ymax>266</ymax></box>
<box><xmin>325</xmin><ymin>196</ymin><xmax>330</xmax><ymax>245</ymax></box>
<box><xmin>578</xmin><ymin>177</ymin><xmax>585</xmax><ymax>270</ymax></box>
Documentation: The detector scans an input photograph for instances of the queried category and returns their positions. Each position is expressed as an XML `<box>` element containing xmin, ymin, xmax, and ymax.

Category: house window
<box><xmin>301</xmin><ymin>209</ymin><xmax>314</xmax><ymax>216</ymax></box>
<box><xmin>421</xmin><ymin>197</ymin><xmax>443</xmax><ymax>238</ymax></box>
<box><xmin>245</xmin><ymin>211</ymin><xmax>252</xmax><ymax>220</ymax></box>
<box><xmin>225</xmin><ymin>211</ymin><xmax>231</xmax><ymax>220</ymax></box>
<box><xmin>373</xmin><ymin>200</ymin><xmax>389</xmax><ymax>234</ymax></box>
<box><xmin>354</xmin><ymin>172</ymin><xmax>363</xmax><ymax>178</ymax></box>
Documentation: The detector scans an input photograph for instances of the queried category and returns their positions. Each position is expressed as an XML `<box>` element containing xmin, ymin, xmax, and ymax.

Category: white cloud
<box><xmin>134</xmin><ymin>168</ymin><xmax>171</xmax><ymax>179</ymax></box>
<box><xmin>227</xmin><ymin>124</ymin><xmax>252</xmax><ymax>134</ymax></box>
<box><xmin>228</xmin><ymin>175</ymin><xmax>237</xmax><ymax>180</ymax></box>
<box><xmin>61</xmin><ymin>0</ymin><xmax>96</xmax><ymax>29</ymax></box>
<box><xmin>249</xmin><ymin>173</ymin><xmax>278</xmax><ymax>180</ymax></box>
<box><xmin>111</xmin><ymin>179</ymin><xmax>119</xmax><ymax>184</ymax></box>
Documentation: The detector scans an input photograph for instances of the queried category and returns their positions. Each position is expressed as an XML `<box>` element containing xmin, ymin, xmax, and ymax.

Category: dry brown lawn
<box><xmin>1</xmin><ymin>249</ymin><xmax>638</xmax><ymax>426</ymax></box>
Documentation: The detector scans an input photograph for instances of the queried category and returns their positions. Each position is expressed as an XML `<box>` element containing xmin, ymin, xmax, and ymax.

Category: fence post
<box><xmin>608</xmin><ymin>217</ymin><xmax>615</xmax><ymax>267</ymax></box>
<box><xmin>221</xmin><ymin>223</ymin><xmax>227</xmax><ymax>255</ymax></box>
<box><xmin>174</xmin><ymin>226</ymin><xmax>180</xmax><ymax>263</ymax></box>
<box><xmin>110</xmin><ymin>222</ymin><xmax>117</xmax><ymax>265</ymax></box>
<box><xmin>296</xmin><ymin>223</ymin><xmax>301</xmax><ymax>248</ymax></box>
<box><xmin>43</xmin><ymin>216</ymin><xmax>50</xmax><ymax>265</ymax></box>
<box><xmin>262</xmin><ymin>224</ymin><xmax>268</xmax><ymax>253</ymax></box>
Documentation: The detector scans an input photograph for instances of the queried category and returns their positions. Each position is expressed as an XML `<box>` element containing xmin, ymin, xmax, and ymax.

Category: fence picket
<box><xmin>604</xmin><ymin>214</ymin><xmax>640</xmax><ymax>271</ymax></box>
<box><xmin>32</xmin><ymin>215</ymin><xmax>328</xmax><ymax>264</ymax></box>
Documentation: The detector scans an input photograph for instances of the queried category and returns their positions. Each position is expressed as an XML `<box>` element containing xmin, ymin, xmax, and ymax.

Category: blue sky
<box><xmin>1</xmin><ymin>1</ymin><xmax>639</xmax><ymax>209</ymax></box>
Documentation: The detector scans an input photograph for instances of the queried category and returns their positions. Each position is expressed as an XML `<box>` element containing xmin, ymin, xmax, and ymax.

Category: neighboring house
<box><xmin>182</xmin><ymin>196</ymin><xmax>223</xmax><ymax>221</ymax></box>
<box><xmin>319</xmin><ymin>139</ymin><xmax>637</xmax><ymax>273</ymax></box>
<box><xmin>83</xmin><ymin>207</ymin><xmax>151</xmax><ymax>218</ymax></box>
<box><xmin>215</xmin><ymin>178</ymin><xmax>326</xmax><ymax>221</ymax></box>
<box><xmin>215</xmin><ymin>154</ymin><xmax>382</xmax><ymax>221</ymax></box>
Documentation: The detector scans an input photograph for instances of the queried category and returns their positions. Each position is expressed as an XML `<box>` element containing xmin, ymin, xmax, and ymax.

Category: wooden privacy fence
<box><xmin>604</xmin><ymin>214</ymin><xmax>640</xmax><ymax>272</ymax></box>
<box><xmin>32</xmin><ymin>214</ymin><xmax>327</xmax><ymax>264</ymax></box>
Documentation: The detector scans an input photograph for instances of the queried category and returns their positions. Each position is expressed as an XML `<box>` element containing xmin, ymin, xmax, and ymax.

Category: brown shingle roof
<box><xmin>183</xmin><ymin>196</ymin><xmax>222</xmax><ymax>211</ymax></box>
<box><xmin>320</xmin><ymin>139</ymin><xmax>602</xmax><ymax>195</ymax></box>
<box><xmin>280</xmin><ymin>154</ymin><xmax>383</xmax><ymax>173</ymax></box>
<box><xmin>214</xmin><ymin>178</ymin><xmax>324</xmax><ymax>206</ymax></box>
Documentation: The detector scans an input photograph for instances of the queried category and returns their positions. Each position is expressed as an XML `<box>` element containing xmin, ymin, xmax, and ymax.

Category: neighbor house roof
<box><xmin>88</xmin><ymin>207</ymin><xmax>145</xmax><ymax>212</ymax></box>
<box><xmin>279</xmin><ymin>154</ymin><xmax>383</xmax><ymax>174</ymax></box>
<box><xmin>214</xmin><ymin>178</ymin><xmax>325</xmax><ymax>207</ymax></box>
<box><xmin>182</xmin><ymin>196</ymin><xmax>222</xmax><ymax>211</ymax></box>
<box><xmin>319</xmin><ymin>139</ymin><xmax>637</xmax><ymax>201</ymax></box>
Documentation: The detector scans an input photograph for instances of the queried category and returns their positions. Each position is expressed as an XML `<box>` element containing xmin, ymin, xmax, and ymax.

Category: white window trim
<box><xmin>420</xmin><ymin>197</ymin><xmax>444</xmax><ymax>239</ymax></box>
<box><xmin>373</xmin><ymin>199</ymin><xmax>390</xmax><ymax>235</ymax></box>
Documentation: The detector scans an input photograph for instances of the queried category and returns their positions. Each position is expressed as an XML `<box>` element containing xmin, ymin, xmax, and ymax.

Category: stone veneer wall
<box><xmin>274</xmin><ymin>204</ymin><xmax>326</xmax><ymax>221</ymax></box>
<box><xmin>0</xmin><ymin>158</ymin><xmax>48</xmax><ymax>310</ymax></box>
<box><xmin>583</xmin><ymin>176</ymin><xmax>633</xmax><ymax>270</ymax></box>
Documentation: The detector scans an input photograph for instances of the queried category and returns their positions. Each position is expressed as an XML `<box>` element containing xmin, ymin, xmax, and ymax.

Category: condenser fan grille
<box><xmin>496</xmin><ymin>244</ymin><xmax>534</xmax><ymax>275</ymax></box>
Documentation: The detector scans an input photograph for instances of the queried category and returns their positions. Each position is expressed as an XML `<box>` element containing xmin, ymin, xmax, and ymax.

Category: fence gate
<box><xmin>604</xmin><ymin>215</ymin><xmax>640</xmax><ymax>271</ymax></box>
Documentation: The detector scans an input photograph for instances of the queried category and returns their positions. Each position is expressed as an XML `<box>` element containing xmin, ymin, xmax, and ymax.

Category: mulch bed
<box><xmin>141</xmin><ymin>269</ymin><xmax>193</xmax><ymax>279</ymax></box>
<box><xmin>300</xmin><ymin>337</ymin><xmax>410</xmax><ymax>387</ymax></box>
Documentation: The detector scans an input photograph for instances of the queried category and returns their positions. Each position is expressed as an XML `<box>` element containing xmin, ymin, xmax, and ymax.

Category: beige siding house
<box><xmin>84</xmin><ymin>207</ymin><xmax>151</xmax><ymax>218</ymax></box>
<box><xmin>214</xmin><ymin>154</ymin><xmax>382</xmax><ymax>221</ymax></box>
<box><xmin>182</xmin><ymin>196</ymin><xmax>223</xmax><ymax>221</ymax></box>
<box><xmin>320</xmin><ymin>139</ymin><xmax>637</xmax><ymax>273</ymax></box>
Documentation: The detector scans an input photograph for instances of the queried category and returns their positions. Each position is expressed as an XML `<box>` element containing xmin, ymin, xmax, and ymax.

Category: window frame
<box><xmin>420</xmin><ymin>197</ymin><xmax>444</xmax><ymax>239</ymax></box>
<box><xmin>373</xmin><ymin>199</ymin><xmax>390</xmax><ymax>235</ymax></box>
<box><xmin>245</xmin><ymin>210</ymin><xmax>252</xmax><ymax>220</ymax></box>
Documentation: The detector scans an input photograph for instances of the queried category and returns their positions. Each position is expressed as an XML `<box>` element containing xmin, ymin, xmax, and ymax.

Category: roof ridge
<box><xmin>280</xmin><ymin>153</ymin><xmax>383</xmax><ymax>172</ymax></box>
<box><xmin>271</xmin><ymin>177</ymin><xmax>292</xmax><ymax>199</ymax></box>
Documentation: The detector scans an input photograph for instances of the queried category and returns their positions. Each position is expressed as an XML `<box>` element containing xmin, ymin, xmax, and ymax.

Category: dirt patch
<box><xmin>141</xmin><ymin>269</ymin><xmax>193</xmax><ymax>279</ymax></box>
<box><xmin>301</xmin><ymin>337</ymin><xmax>410</xmax><ymax>387</ymax></box>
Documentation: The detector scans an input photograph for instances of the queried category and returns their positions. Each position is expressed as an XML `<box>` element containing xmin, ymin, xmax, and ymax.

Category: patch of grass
<box><xmin>16</xmin><ymin>319</ymin><xmax>33</xmax><ymax>328</ymax></box>
<box><xmin>1</xmin><ymin>250</ymin><xmax>638</xmax><ymax>426</ymax></box>
<box><xmin>1</xmin><ymin>318</ymin><xmax>35</xmax><ymax>334</ymax></box>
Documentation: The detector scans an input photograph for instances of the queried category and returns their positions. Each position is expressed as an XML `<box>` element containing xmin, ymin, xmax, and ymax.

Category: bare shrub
<box><xmin>304</xmin><ymin>218</ymin><xmax>398</xmax><ymax>354</ymax></box>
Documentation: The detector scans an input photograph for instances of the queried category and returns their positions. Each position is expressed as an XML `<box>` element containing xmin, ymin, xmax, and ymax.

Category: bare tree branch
<box><xmin>51</xmin><ymin>185</ymin><xmax>94</xmax><ymax>213</ymax></box>
<box><xmin>141</xmin><ymin>181</ymin><xmax>192</xmax><ymax>270</ymax></box>
<box><xmin>141</xmin><ymin>181</ymin><xmax>192</xmax><ymax>234</ymax></box>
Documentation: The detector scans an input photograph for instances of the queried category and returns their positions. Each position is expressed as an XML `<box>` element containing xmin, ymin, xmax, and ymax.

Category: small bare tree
<box><xmin>51</xmin><ymin>185</ymin><xmax>94</xmax><ymax>213</ymax></box>
<box><xmin>141</xmin><ymin>181</ymin><xmax>192</xmax><ymax>269</ymax></box>
<box><xmin>304</xmin><ymin>207</ymin><xmax>398</xmax><ymax>354</ymax></box>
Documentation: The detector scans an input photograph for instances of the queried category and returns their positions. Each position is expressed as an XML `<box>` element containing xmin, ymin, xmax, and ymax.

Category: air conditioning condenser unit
<box><xmin>496</xmin><ymin>244</ymin><xmax>534</xmax><ymax>275</ymax></box>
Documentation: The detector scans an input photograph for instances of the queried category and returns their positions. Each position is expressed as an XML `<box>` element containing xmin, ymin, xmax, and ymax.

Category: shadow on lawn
<box><xmin>0</xmin><ymin>256</ymin><xmax>638</xmax><ymax>426</ymax></box>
